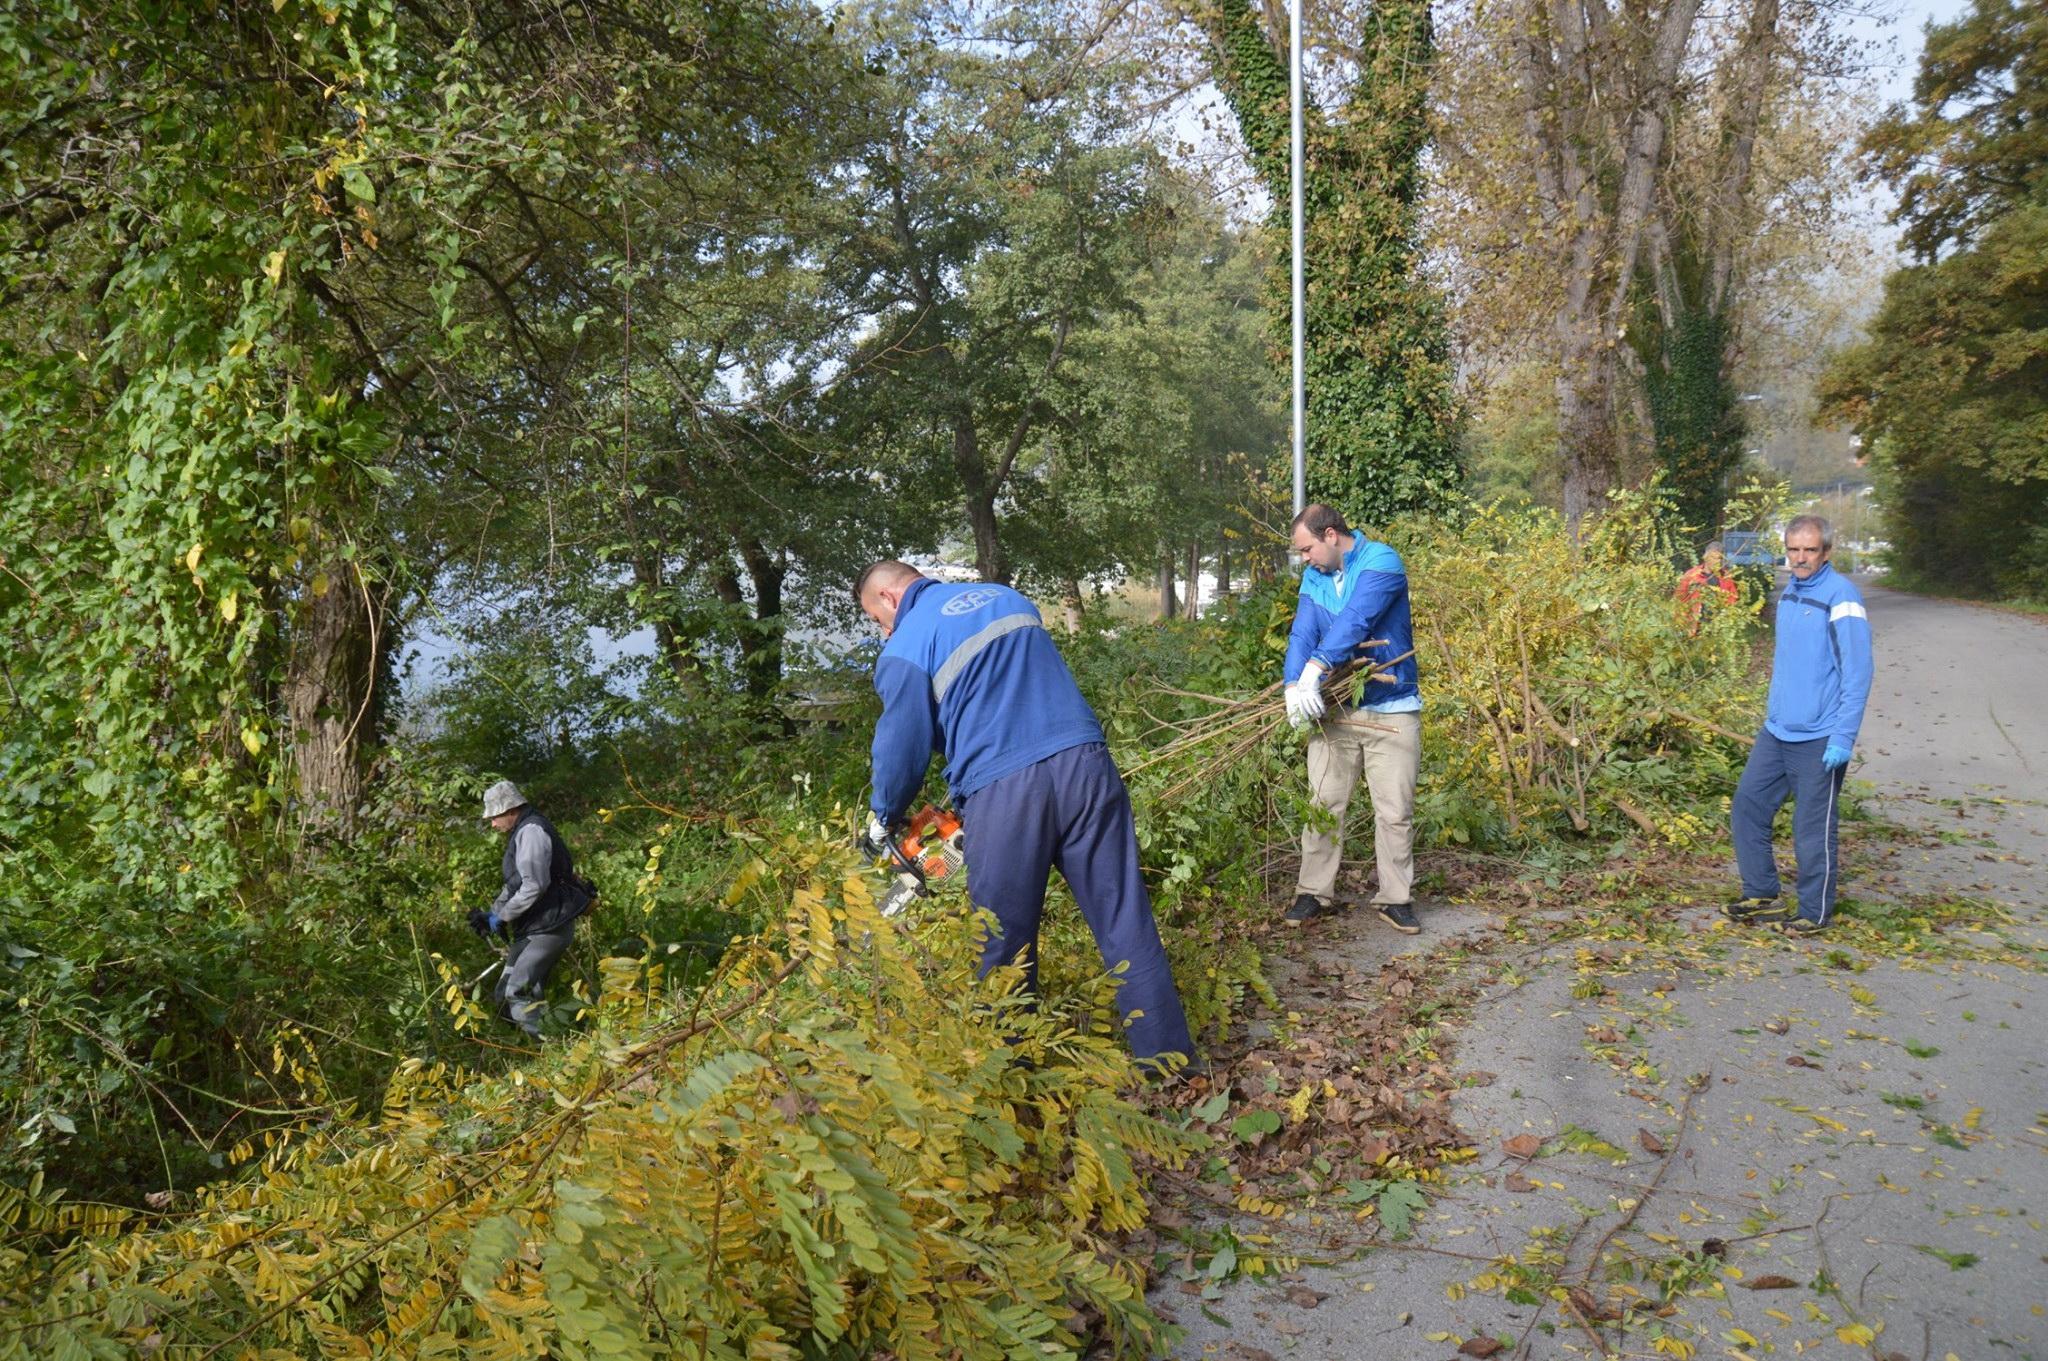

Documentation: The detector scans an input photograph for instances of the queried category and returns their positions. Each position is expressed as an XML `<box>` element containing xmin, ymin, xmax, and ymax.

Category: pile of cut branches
<box><xmin>1126</xmin><ymin>645</ymin><xmax>1413</xmax><ymax>804</ymax></box>
<box><xmin>0</xmin><ymin>837</ymin><xmax>1202</xmax><ymax>1361</ymax></box>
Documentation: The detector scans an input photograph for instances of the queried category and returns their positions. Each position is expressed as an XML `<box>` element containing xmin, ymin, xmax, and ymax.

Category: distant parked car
<box><xmin>1721</xmin><ymin>529</ymin><xmax>1777</xmax><ymax>569</ymax></box>
<box><xmin>1720</xmin><ymin>529</ymin><xmax>1779</xmax><ymax>594</ymax></box>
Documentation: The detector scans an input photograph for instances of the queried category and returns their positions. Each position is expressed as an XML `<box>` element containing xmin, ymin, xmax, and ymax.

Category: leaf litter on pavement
<box><xmin>1144</xmin><ymin>814</ymin><xmax>2048</xmax><ymax>1359</ymax></box>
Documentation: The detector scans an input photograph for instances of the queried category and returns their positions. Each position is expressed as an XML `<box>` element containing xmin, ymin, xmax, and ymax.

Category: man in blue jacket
<box><xmin>854</xmin><ymin>560</ymin><xmax>1196</xmax><ymax>1068</ymax></box>
<box><xmin>1726</xmin><ymin>515</ymin><xmax>1875</xmax><ymax>935</ymax></box>
<box><xmin>1282</xmin><ymin>505</ymin><xmax>1424</xmax><ymax>933</ymax></box>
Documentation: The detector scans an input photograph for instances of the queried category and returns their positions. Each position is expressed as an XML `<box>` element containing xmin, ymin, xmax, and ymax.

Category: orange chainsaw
<box><xmin>878</xmin><ymin>804</ymin><xmax>965</xmax><ymax>918</ymax></box>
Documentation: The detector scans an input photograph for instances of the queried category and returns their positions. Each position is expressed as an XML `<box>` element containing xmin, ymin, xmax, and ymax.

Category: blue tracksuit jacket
<box><xmin>868</xmin><ymin>578</ymin><xmax>1104</xmax><ymax>823</ymax></box>
<box><xmin>1282</xmin><ymin>535</ymin><xmax>1421</xmax><ymax>708</ymax></box>
<box><xmin>1765</xmin><ymin>563</ymin><xmax>1873</xmax><ymax>751</ymax></box>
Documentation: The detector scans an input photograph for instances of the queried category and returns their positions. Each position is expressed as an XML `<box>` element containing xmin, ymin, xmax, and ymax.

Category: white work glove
<box><xmin>1284</xmin><ymin>684</ymin><xmax>1310</xmax><ymax>730</ymax></box>
<box><xmin>857</xmin><ymin>812</ymin><xmax>894</xmax><ymax>860</ymax></box>
<box><xmin>1296</xmin><ymin>661</ymin><xmax>1328</xmax><ymax>721</ymax></box>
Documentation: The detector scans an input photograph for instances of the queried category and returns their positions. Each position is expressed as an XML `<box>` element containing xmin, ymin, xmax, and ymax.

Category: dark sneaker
<box><xmin>1375</xmin><ymin>902</ymin><xmax>1421</xmax><ymax>935</ymax></box>
<box><xmin>1724</xmin><ymin>896</ymin><xmax>1794</xmax><ymax>923</ymax></box>
<box><xmin>1777</xmin><ymin>915</ymin><xmax>1829</xmax><ymax>937</ymax></box>
<box><xmin>1284</xmin><ymin>893</ymin><xmax>1327</xmax><ymax>924</ymax></box>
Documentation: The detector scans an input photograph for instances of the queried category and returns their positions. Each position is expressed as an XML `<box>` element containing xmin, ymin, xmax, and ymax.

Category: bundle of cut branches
<box><xmin>1127</xmin><ymin>645</ymin><xmax>1416</xmax><ymax>804</ymax></box>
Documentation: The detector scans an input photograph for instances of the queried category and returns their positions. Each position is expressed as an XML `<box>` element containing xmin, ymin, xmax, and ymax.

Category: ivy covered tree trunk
<box><xmin>284</xmin><ymin>561</ymin><xmax>379</xmax><ymax>836</ymax></box>
<box><xmin>1642</xmin><ymin>308</ymin><xmax>1742</xmax><ymax>536</ymax></box>
<box><xmin>1197</xmin><ymin>0</ymin><xmax>1462</xmax><ymax>520</ymax></box>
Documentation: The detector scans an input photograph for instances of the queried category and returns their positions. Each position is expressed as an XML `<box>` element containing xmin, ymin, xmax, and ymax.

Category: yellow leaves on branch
<box><xmin>0</xmin><ymin>858</ymin><xmax>1200</xmax><ymax>1360</ymax></box>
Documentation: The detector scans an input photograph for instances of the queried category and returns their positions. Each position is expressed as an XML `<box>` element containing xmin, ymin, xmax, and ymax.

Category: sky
<box><xmin>1856</xmin><ymin>0</ymin><xmax>1972</xmax><ymax>106</ymax></box>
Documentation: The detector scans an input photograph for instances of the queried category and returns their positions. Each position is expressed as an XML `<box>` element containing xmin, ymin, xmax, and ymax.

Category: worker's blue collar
<box><xmin>1306</xmin><ymin>533</ymin><xmax>1364</xmax><ymax>580</ymax></box>
<box><xmin>896</xmin><ymin>575</ymin><xmax>936</xmax><ymax>619</ymax></box>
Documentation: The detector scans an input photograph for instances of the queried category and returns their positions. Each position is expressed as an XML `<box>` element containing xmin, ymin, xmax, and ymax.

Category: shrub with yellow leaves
<box><xmin>0</xmin><ymin>841</ymin><xmax>1200</xmax><ymax>1360</ymax></box>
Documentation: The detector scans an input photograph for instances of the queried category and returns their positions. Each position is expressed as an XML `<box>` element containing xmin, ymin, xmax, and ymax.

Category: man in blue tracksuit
<box><xmin>1281</xmin><ymin>505</ymin><xmax>1424</xmax><ymax>932</ymax></box>
<box><xmin>854</xmin><ymin>560</ymin><xmax>1195</xmax><ymax>1067</ymax></box>
<box><xmin>1725</xmin><ymin>515</ymin><xmax>1874</xmax><ymax>935</ymax></box>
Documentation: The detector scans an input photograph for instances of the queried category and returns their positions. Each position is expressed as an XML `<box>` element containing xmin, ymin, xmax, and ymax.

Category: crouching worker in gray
<box><xmin>473</xmin><ymin>780</ymin><xmax>593</xmax><ymax>1039</ymax></box>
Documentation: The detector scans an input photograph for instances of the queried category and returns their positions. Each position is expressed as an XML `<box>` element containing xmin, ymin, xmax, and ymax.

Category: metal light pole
<box><xmin>1289</xmin><ymin>0</ymin><xmax>1306</xmax><ymax>516</ymax></box>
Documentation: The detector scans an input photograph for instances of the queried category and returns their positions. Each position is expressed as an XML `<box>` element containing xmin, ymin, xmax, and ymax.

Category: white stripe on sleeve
<box><xmin>1828</xmin><ymin>600</ymin><xmax>1867</xmax><ymax>622</ymax></box>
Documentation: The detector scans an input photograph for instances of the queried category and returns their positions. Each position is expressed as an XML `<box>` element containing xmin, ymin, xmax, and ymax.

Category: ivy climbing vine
<box><xmin>1194</xmin><ymin>0</ymin><xmax>1463</xmax><ymax>521</ymax></box>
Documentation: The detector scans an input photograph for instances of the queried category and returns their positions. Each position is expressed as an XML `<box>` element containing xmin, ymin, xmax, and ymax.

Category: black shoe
<box><xmin>1777</xmin><ymin>915</ymin><xmax>1829</xmax><ymax>937</ymax></box>
<box><xmin>1375</xmin><ymin>902</ymin><xmax>1421</xmax><ymax>935</ymax></box>
<box><xmin>1724</xmin><ymin>896</ymin><xmax>1794</xmax><ymax>923</ymax></box>
<box><xmin>1284</xmin><ymin>893</ymin><xmax>1327</xmax><ymax>924</ymax></box>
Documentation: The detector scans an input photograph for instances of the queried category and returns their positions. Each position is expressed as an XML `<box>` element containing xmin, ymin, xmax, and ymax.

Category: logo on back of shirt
<box><xmin>940</xmin><ymin>587</ymin><xmax>1001</xmax><ymax>617</ymax></box>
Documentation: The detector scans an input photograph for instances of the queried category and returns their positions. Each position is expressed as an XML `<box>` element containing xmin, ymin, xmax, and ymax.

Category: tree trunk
<box><xmin>738</xmin><ymin>536</ymin><xmax>785</xmax><ymax>701</ymax></box>
<box><xmin>1060</xmin><ymin>576</ymin><xmax>1085</xmax><ymax>631</ymax></box>
<box><xmin>1557</xmin><ymin>319</ymin><xmax>1618</xmax><ymax>531</ymax></box>
<box><xmin>1184</xmin><ymin>542</ymin><xmax>1201</xmax><ymax>619</ymax></box>
<box><xmin>710</xmin><ymin>548</ymin><xmax>785</xmax><ymax>708</ymax></box>
<box><xmin>285</xmin><ymin>560</ymin><xmax>379</xmax><ymax>837</ymax></box>
<box><xmin>1156</xmin><ymin>556</ymin><xmax>1178</xmax><ymax>621</ymax></box>
<box><xmin>1510</xmin><ymin>0</ymin><xmax>1705</xmax><ymax>529</ymax></box>
<box><xmin>1217</xmin><ymin>542</ymin><xmax>1232</xmax><ymax>597</ymax></box>
<box><xmin>951</xmin><ymin>414</ymin><xmax>1010</xmax><ymax>584</ymax></box>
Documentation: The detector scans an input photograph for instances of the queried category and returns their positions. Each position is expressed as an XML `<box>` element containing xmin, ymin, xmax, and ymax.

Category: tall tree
<box><xmin>824</xmin><ymin>3</ymin><xmax>1165</xmax><ymax>584</ymax></box>
<box><xmin>1820</xmin><ymin>0</ymin><xmax>2048</xmax><ymax>597</ymax></box>
<box><xmin>1000</xmin><ymin>197</ymin><xmax>1284</xmax><ymax>605</ymax></box>
<box><xmin>1192</xmin><ymin>0</ymin><xmax>1462</xmax><ymax>521</ymax></box>
<box><xmin>1437</xmin><ymin>0</ymin><xmax>1855</xmax><ymax>529</ymax></box>
<box><xmin>0</xmin><ymin>0</ymin><xmax>838</xmax><ymax>862</ymax></box>
<box><xmin>1505</xmin><ymin>0</ymin><xmax>1704</xmax><ymax>527</ymax></box>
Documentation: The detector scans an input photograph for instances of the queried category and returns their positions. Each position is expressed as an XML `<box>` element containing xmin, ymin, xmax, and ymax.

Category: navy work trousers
<box><xmin>960</xmin><ymin>742</ymin><xmax>1195</xmax><ymax>1063</ymax></box>
<box><xmin>1732</xmin><ymin>728</ymin><xmax>1848</xmax><ymax>925</ymax></box>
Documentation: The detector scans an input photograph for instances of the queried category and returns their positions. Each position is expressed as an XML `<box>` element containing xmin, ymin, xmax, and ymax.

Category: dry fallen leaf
<box><xmin>1567</xmin><ymin>1286</ymin><xmax>1619</xmax><ymax>1322</ymax></box>
<box><xmin>1637</xmin><ymin>1128</ymin><xmax>1667</xmax><ymax>1155</ymax></box>
<box><xmin>1503</xmin><ymin>1133</ymin><xmax>1542</xmax><ymax>1158</ymax></box>
<box><xmin>1459</xmin><ymin>1338</ymin><xmax>1506</xmax><ymax>1358</ymax></box>
<box><xmin>1284</xmin><ymin>1286</ymin><xmax>1326</xmax><ymax>1309</ymax></box>
<box><xmin>1742</xmin><ymin>1274</ymin><xmax>1800</xmax><ymax>1290</ymax></box>
<box><xmin>1503</xmin><ymin>1171</ymin><xmax>1538</xmax><ymax>1193</ymax></box>
<box><xmin>1785</xmin><ymin>1055</ymin><xmax>1821</xmax><ymax>1069</ymax></box>
<box><xmin>1764</xmin><ymin>1018</ymin><xmax>1790</xmax><ymax>1035</ymax></box>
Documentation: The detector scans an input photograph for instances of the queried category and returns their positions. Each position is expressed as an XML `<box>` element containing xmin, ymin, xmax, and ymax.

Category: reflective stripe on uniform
<box><xmin>932</xmin><ymin>613</ymin><xmax>1041</xmax><ymax>701</ymax></box>
<box><xmin>1829</xmin><ymin>600</ymin><xmax>1866</xmax><ymax>622</ymax></box>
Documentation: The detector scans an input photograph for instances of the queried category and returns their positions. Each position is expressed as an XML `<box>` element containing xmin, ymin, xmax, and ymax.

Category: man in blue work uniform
<box><xmin>1282</xmin><ymin>505</ymin><xmax>1424</xmax><ymax>932</ymax></box>
<box><xmin>854</xmin><ymin>559</ymin><xmax>1196</xmax><ymax>1069</ymax></box>
<box><xmin>1725</xmin><ymin>514</ymin><xmax>1874</xmax><ymax>935</ymax></box>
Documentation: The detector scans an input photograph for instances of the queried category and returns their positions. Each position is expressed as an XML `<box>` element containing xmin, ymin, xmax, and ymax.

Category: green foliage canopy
<box><xmin>1822</xmin><ymin>0</ymin><xmax>2048</xmax><ymax>597</ymax></box>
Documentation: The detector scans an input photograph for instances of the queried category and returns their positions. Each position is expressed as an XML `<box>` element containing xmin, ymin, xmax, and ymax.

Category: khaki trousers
<box><xmin>1297</xmin><ymin>708</ymin><xmax>1421</xmax><ymax>905</ymax></box>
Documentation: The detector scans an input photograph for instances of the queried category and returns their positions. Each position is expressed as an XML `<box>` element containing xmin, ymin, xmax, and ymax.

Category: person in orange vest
<box><xmin>1676</xmin><ymin>541</ymin><xmax>1740</xmax><ymax>633</ymax></box>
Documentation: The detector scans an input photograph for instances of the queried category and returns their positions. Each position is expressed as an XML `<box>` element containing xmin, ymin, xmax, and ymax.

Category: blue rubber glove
<box><xmin>1821</xmin><ymin>743</ymin><xmax>1852</xmax><ymax>771</ymax></box>
<box><xmin>486</xmin><ymin>910</ymin><xmax>504</xmax><ymax>934</ymax></box>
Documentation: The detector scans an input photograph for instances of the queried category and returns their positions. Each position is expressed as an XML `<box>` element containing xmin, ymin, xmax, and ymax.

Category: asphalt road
<box><xmin>1162</xmin><ymin>581</ymin><xmax>2048</xmax><ymax>1361</ymax></box>
<box><xmin>1852</xmin><ymin>583</ymin><xmax>2048</xmax><ymax>905</ymax></box>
